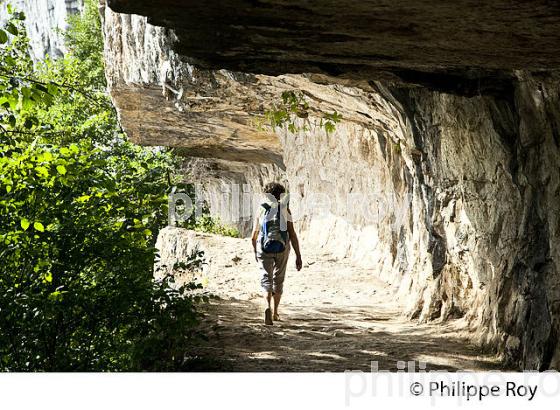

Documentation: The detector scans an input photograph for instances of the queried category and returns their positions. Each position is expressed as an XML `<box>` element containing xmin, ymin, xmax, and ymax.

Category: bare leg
<box><xmin>264</xmin><ymin>291</ymin><xmax>272</xmax><ymax>309</ymax></box>
<box><xmin>264</xmin><ymin>291</ymin><xmax>273</xmax><ymax>325</ymax></box>
<box><xmin>273</xmin><ymin>292</ymin><xmax>282</xmax><ymax>320</ymax></box>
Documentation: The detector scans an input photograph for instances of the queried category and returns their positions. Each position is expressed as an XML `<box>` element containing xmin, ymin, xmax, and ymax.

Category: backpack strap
<box><xmin>260</xmin><ymin>203</ymin><xmax>271</xmax><ymax>239</ymax></box>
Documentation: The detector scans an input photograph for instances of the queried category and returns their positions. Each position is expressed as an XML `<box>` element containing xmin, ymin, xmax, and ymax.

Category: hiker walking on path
<box><xmin>251</xmin><ymin>182</ymin><xmax>302</xmax><ymax>325</ymax></box>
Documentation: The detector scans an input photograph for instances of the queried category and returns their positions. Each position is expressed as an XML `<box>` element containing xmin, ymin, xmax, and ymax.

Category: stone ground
<box><xmin>179</xmin><ymin>233</ymin><xmax>503</xmax><ymax>372</ymax></box>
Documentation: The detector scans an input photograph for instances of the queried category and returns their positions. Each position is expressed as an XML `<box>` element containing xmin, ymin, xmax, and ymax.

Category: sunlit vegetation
<box><xmin>256</xmin><ymin>90</ymin><xmax>342</xmax><ymax>135</ymax></box>
<box><xmin>0</xmin><ymin>1</ymin><xmax>216</xmax><ymax>370</ymax></box>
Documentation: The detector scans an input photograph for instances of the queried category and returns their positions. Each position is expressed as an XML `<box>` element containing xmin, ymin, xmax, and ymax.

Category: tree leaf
<box><xmin>47</xmin><ymin>83</ymin><xmax>59</xmax><ymax>96</ymax></box>
<box><xmin>42</xmin><ymin>152</ymin><xmax>53</xmax><ymax>162</ymax></box>
<box><xmin>20</xmin><ymin>218</ymin><xmax>30</xmax><ymax>231</ymax></box>
<box><xmin>0</xmin><ymin>29</ymin><xmax>8</xmax><ymax>44</ymax></box>
<box><xmin>33</xmin><ymin>222</ymin><xmax>45</xmax><ymax>232</ymax></box>
<box><xmin>56</xmin><ymin>165</ymin><xmax>67</xmax><ymax>175</ymax></box>
<box><xmin>6</xmin><ymin>23</ymin><xmax>18</xmax><ymax>36</ymax></box>
<box><xmin>34</xmin><ymin>84</ymin><xmax>48</xmax><ymax>93</ymax></box>
<box><xmin>35</xmin><ymin>166</ymin><xmax>49</xmax><ymax>178</ymax></box>
<box><xmin>24</xmin><ymin>118</ymin><xmax>34</xmax><ymax>129</ymax></box>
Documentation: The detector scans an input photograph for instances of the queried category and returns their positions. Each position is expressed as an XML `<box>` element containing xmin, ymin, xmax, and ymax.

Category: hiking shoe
<box><xmin>264</xmin><ymin>308</ymin><xmax>273</xmax><ymax>326</ymax></box>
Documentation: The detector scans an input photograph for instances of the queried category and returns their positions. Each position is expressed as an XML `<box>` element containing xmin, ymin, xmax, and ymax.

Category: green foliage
<box><xmin>187</xmin><ymin>214</ymin><xmax>240</xmax><ymax>238</ymax></box>
<box><xmin>171</xmin><ymin>247</ymin><xmax>206</xmax><ymax>272</ymax></box>
<box><xmin>0</xmin><ymin>2</ymin><xmax>205</xmax><ymax>371</ymax></box>
<box><xmin>256</xmin><ymin>90</ymin><xmax>342</xmax><ymax>135</ymax></box>
<box><xmin>0</xmin><ymin>11</ymin><xmax>54</xmax><ymax>134</ymax></box>
<box><xmin>64</xmin><ymin>0</ymin><xmax>106</xmax><ymax>86</ymax></box>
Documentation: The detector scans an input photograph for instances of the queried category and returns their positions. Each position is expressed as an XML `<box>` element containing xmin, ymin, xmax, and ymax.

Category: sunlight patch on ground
<box><xmin>307</xmin><ymin>352</ymin><xmax>345</xmax><ymax>360</ymax></box>
<box><xmin>248</xmin><ymin>351</ymin><xmax>279</xmax><ymax>360</ymax></box>
<box><xmin>414</xmin><ymin>352</ymin><xmax>499</xmax><ymax>370</ymax></box>
<box><xmin>414</xmin><ymin>354</ymin><xmax>458</xmax><ymax>368</ymax></box>
<box><xmin>359</xmin><ymin>350</ymin><xmax>388</xmax><ymax>357</ymax></box>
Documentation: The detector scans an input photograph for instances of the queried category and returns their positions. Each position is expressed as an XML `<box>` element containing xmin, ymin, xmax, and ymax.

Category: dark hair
<box><xmin>263</xmin><ymin>182</ymin><xmax>286</xmax><ymax>200</ymax></box>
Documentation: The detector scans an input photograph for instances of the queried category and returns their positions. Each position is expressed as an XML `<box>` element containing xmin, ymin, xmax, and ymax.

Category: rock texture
<box><xmin>0</xmin><ymin>0</ymin><xmax>82</xmax><ymax>60</ymax></box>
<box><xmin>181</xmin><ymin>157</ymin><xmax>286</xmax><ymax>236</ymax></box>
<box><xmin>100</xmin><ymin>1</ymin><xmax>560</xmax><ymax>370</ymax></box>
<box><xmin>105</xmin><ymin>0</ymin><xmax>560</xmax><ymax>91</ymax></box>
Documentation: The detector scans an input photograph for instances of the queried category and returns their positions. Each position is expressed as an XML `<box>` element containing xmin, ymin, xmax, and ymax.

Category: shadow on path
<box><xmin>186</xmin><ymin>298</ymin><xmax>502</xmax><ymax>372</ymax></box>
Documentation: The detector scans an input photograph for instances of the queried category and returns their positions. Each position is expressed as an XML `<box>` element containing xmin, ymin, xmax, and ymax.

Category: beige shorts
<box><xmin>257</xmin><ymin>243</ymin><xmax>290</xmax><ymax>294</ymax></box>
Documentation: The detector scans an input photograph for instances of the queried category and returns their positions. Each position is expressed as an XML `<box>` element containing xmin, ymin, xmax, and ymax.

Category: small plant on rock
<box><xmin>256</xmin><ymin>90</ymin><xmax>342</xmax><ymax>135</ymax></box>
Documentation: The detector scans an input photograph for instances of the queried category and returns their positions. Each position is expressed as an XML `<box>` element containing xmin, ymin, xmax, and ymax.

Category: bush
<box><xmin>0</xmin><ymin>2</ymin><xmax>206</xmax><ymax>371</ymax></box>
<box><xmin>189</xmin><ymin>214</ymin><xmax>240</xmax><ymax>238</ymax></box>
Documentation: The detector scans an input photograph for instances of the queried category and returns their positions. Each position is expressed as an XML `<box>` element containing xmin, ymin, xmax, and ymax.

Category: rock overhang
<box><xmin>101</xmin><ymin>0</ymin><xmax>560</xmax><ymax>171</ymax></box>
<box><xmin>106</xmin><ymin>0</ymin><xmax>560</xmax><ymax>86</ymax></box>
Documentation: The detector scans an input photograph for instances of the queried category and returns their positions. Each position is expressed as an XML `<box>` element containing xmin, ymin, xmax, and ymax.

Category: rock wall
<box><xmin>100</xmin><ymin>1</ymin><xmax>560</xmax><ymax>370</ymax></box>
<box><xmin>387</xmin><ymin>78</ymin><xmax>560</xmax><ymax>370</ymax></box>
<box><xmin>0</xmin><ymin>0</ymin><xmax>82</xmax><ymax>60</ymax></box>
<box><xmin>181</xmin><ymin>157</ymin><xmax>286</xmax><ymax>236</ymax></box>
<box><xmin>274</xmin><ymin>76</ymin><xmax>560</xmax><ymax>371</ymax></box>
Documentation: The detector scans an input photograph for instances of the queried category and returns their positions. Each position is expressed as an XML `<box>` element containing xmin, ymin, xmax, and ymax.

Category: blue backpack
<box><xmin>260</xmin><ymin>203</ymin><xmax>288</xmax><ymax>253</ymax></box>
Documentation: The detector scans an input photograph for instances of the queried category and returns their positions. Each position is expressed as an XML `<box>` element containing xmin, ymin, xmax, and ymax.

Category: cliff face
<box><xmin>0</xmin><ymin>0</ymin><xmax>82</xmax><ymax>60</ymax></box>
<box><xmin>100</xmin><ymin>1</ymin><xmax>560</xmax><ymax>369</ymax></box>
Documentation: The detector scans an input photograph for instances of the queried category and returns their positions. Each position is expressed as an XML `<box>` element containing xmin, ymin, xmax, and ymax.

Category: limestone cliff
<box><xmin>100</xmin><ymin>0</ymin><xmax>560</xmax><ymax>370</ymax></box>
<box><xmin>0</xmin><ymin>0</ymin><xmax>82</xmax><ymax>60</ymax></box>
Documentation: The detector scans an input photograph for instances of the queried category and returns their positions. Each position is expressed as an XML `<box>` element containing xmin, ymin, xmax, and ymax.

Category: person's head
<box><xmin>263</xmin><ymin>182</ymin><xmax>286</xmax><ymax>201</ymax></box>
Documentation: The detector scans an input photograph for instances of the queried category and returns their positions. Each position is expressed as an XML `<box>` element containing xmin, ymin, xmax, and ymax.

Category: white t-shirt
<box><xmin>253</xmin><ymin>198</ymin><xmax>290</xmax><ymax>246</ymax></box>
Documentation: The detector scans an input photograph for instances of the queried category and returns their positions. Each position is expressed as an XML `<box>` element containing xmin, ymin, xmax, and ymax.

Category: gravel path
<box><xmin>176</xmin><ymin>232</ymin><xmax>501</xmax><ymax>371</ymax></box>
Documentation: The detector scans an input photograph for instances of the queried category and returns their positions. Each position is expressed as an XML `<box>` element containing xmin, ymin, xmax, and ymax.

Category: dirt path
<box><xmin>179</xmin><ymin>232</ymin><xmax>501</xmax><ymax>371</ymax></box>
